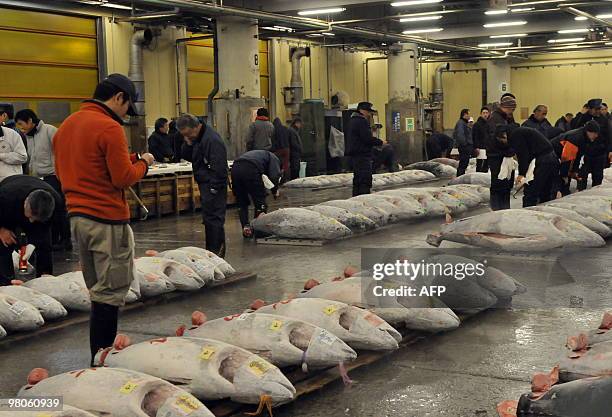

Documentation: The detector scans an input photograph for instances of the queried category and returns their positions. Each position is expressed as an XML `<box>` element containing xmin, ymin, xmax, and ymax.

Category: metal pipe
<box><xmin>129</xmin><ymin>28</ymin><xmax>153</xmax><ymax>116</ymax></box>
<box><xmin>207</xmin><ymin>20</ymin><xmax>219</xmax><ymax>119</ymax></box>
<box><xmin>433</xmin><ymin>62</ymin><xmax>449</xmax><ymax>102</ymax></box>
<box><xmin>115</xmin><ymin>8</ymin><xmax>180</xmax><ymax>22</ymax></box>
<box><xmin>288</xmin><ymin>46</ymin><xmax>310</xmax><ymax>115</ymax></box>
<box><xmin>560</xmin><ymin>6</ymin><xmax>612</xmax><ymax>28</ymax></box>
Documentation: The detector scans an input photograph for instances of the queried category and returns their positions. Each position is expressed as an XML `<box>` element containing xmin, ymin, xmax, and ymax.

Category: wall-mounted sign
<box><xmin>500</xmin><ymin>82</ymin><xmax>508</xmax><ymax>92</ymax></box>
<box><xmin>392</xmin><ymin>111</ymin><xmax>401</xmax><ymax>132</ymax></box>
<box><xmin>406</xmin><ymin>117</ymin><xmax>415</xmax><ymax>132</ymax></box>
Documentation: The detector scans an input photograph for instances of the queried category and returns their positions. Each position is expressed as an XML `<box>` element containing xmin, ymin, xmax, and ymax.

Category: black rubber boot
<box><xmin>89</xmin><ymin>301</ymin><xmax>119</xmax><ymax>366</ymax></box>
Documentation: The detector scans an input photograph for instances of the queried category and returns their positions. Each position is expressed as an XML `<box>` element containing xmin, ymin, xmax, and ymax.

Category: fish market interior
<box><xmin>1</xmin><ymin>0</ymin><xmax>612</xmax><ymax>416</ymax></box>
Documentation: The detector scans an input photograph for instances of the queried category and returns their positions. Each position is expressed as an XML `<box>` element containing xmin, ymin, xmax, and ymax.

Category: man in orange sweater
<box><xmin>53</xmin><ymin>74</ymin><xmax>154</xmax><ymax>365</ymax></box>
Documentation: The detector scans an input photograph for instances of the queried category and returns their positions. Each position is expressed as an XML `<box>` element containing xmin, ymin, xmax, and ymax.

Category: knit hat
<box><xmin>585</xmin><ymin>120</ymin><xmax>601</xmax><ymax>134</ymax></box>
<box><xmin>500</xmin><ymin>95</ymin><xmax>517</xmax><ymax>110</ymax></box>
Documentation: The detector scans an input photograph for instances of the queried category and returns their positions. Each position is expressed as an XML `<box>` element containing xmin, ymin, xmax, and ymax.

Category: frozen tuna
<box><xmin>0</xmin><ymin>405</ymin><xmax>97</xmax><ymax>417</ymax></box>
<box><xmin>379</xmin><ymin>189</ymin><xmax>448</xmax><ymax>217</ymax></box>
<box><xmin>548</xmin><ymin>196</ymin><xmax>612</xmax><ymax>228</ymax></box>
<box><xmin>134</xmin><ymin>257</ymin><xmax>202</xmax><ymax>291</ymax></box>
<box><xmin>0</xmin><ymin>325</ymin><xmax>6</xmax><ymax>338</ymax></box>
<box><xmin>95</xmin><ymin>336</ymin><xmax>295</xmax><ymax>404</ymax></box>
<box><xmin>319</xmin><ymin>200</ymin><xmax>390</xmax><ymax>226</ymax></box>
<box><xmin>448</xmin><ymin>172</ymin><xmax>491</xmax><ymax>186</ymax></box>
<box><xmin>430</xmin><ymin>158</ymin><xmax>459</xmax><ymax>168</ymax></box>
<box><xmin>422</xmin><ymin>187</ymin><xmax>480</xmax><ymax>209</ymax></box>
<box><xmin>252</xmin><ymin>208</ymin><xmax>352</xmax><ymax>240</ymax></box>
<box><xmin>527</xmin><ymin>206</ymin><xmax>611</xmax><ymax>238</ymax></box>
<box><xmin>255</xmin><ymin>298</ymin><xmax>401</xmax><ymax>351</ymax></box>
<box><xmin>559</xmin><ymin>340</ymin><xmax>612</xmax><ymax>382</ymax></box>
<box><xmin>353</xmin><ymin>194</ymin><xmax>427</xmax><ymax>221</ymax></box>
<box><xmin>176</xmin><ymin>246</ymin><xmax>236</xmax><ymax>277</ymax></box>
<box><xmin>0</xmin><ymin>284</ymin><xmax>67</xmax><ymax>321</ymax></box>
<box><xmin>306</xmin><ymin>205</ymin><xmax>377</xmax><ymax>231</ymax></box>
<box><xmin>406</xmin><ymin>161</ymin><xmax>456</xmax><ymax>178</ymax></box>
<box><xmin>0</xmin><ymin>293</ymin><xmax>44</xmax><ymax>332</ymax></box>
<box><xmin>18</xmin><ymin>367</ymin><xmax>215</xmax><ymax>417</ymax></box>
<box><xmin>24</xmin><ymin>272</ymin><xmax>91</xmax><ymax>312</ymax></box>
<box><xmin>181</xmin><ymin>312</ymin><xmax>357</xmax><ymax>368</ymax></box>
<box><xmin>427</xmin><ymin>209</ymin><xmax>605</xmax><ymax>251</ymax></box>
<box><xmin>134</xmin><ymin>263</ymin><xmax>175</xmax><ymax>298</ymax></box>
<box><xmin>147</xmin><ymin>249</ymin><xmax>222</xmax><ymax>284</ymax></box>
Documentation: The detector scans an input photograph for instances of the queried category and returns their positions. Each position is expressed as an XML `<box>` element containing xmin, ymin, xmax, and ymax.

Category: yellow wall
<box><xmin>0</xmin><ymin>8</ymin><xmax>98</xmax><ymax>123</ymax></box>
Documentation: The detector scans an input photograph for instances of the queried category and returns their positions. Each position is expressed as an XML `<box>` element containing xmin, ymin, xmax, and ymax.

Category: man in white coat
<box><xmin>0</xmin><ymin>124</ymin><xmax>28</xmax><ymax>182</ymax></box>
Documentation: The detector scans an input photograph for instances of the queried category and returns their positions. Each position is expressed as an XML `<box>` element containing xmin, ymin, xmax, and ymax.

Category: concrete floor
<box><xmin>0</xmin><ymin>184</ymin><xmax>609</xmax><ymax>417</ymax></box>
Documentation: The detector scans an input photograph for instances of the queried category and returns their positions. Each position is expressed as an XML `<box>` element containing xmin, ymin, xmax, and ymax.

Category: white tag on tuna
<box><xmin>9</xmin><ymin>302</ymin><xmax>26</xmax><ymax>316</ymax></box>
<box><xmin>237</xmin><ymin>313</ymin><xmax>249</xmax><ymax>321</ymax></box>
<box><xmin>316</xmin><ymin>329</ymin><xmax>335</xmax><ymax>346</ymax></box>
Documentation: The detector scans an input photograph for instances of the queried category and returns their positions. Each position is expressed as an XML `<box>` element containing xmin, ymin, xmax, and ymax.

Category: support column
<box><xmin>486</xmin><ymin>60</ymin><xmax>511</xmax><ymax>104</ymax></box>
<box><xmin>216</xmin><ymin>16</ymin><xmax>260</xmax><ymax>98</ymax></box>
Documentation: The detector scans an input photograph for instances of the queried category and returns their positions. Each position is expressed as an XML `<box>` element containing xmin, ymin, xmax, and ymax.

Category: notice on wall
<box><xmin>405</xmin><ymin>117</ymin><xmax>415</xmax><ymax>132</ymax></box>
<box><xmin>392</xmin><ymin>112</ymin><xmax>401</xmax><ymax>132</ymax></box>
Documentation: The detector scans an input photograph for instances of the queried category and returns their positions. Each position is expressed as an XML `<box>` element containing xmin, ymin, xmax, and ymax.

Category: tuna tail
<box><xmin>245</xmin><ymin>395</ymin><xmax>273</xmax><ymax>417</ymax></box>
<box><xmin>566</xmin><ymin>333</ymin><xmax>588</xmax><ymax>352</ymax></box>
<box><xmin>426</xmin><ymin>233</ymin><xmax>443</xmax><ymax>247</ymax></box>
<box><xmin>496</xmin><ymin>400</ymin><xmax>518</xmax><ymax>417</ymax></box>
<box><xmin>338</xmin><ymin>362</ymin><xmax>354</xmax><ymax>386</ymax></box>
<box><xmin>192</xmin><ymin>310</ymin><xmax>207</xmax><ymax>326</ymax></box>
<box><xmin>530</xmin><ymin>366</ymin><xmax>559</xmax><ymax>400</ymax></box>
<box><xmin>27</xmin><ymin>368</ymin><xmax>49</xmax><ymax>385</ymax></box>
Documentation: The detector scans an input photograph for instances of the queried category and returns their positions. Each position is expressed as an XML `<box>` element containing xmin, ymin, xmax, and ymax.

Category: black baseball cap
<box><xmin>103</xmin><ymin>73</ymin><xmax>138</xmax><ymax>116</ymax></box>
<box><xmin>357</xmin><ymin>101</ymin><xmax>377</xmax><ymax>113</ymax></box>
<box><xmin>587</xmin><ymin>98</ymin><xmax>602</xmax><ymax>109</ymax></box>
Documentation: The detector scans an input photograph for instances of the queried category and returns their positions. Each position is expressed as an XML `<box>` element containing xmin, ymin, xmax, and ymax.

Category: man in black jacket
<box><xmin>487</xmin><ymin>94</ymin><xmax>519</xmax><ymax>210</ymax></box>
<box><xmin>272</xmin><ymin>118</ymin><xmax>290</xmax><ymax>183</ymax></box>
<box><xmin>453</xmin><ymin>109</ymin><xmax>473</xmax><ymax>176</ymax></box>
<box><xmin>148</xmin><ymin>118</ymin><xmax>174</xmax><ymax>163</ymax></box>
<box><xmin>288</xmin><ymin>118</ymin><xmax>303</xmax><ymax>180</ymax></box>
<box><xmin>473</xmin><ymin>107</ymin><xmax>490</xmax><ymax>172</ymax></box>
<box><xmin>231</xmin><ymin>150</ymin><xmax>282</xmax><ymax>238</ymax></box>
<box><xmin>572</xmin><ymin>99</ymin><xmax>611</xmax><ymax>150</ymax></box>
<box><xmin>0</xmin><ymin>175</ymin><xmax>61</xmax><ymax>284</ymax></box>
<box><xmin>554</xmin><ymin>113</ymin><xmax>574</xmax><ymax>133</ymax></box>
<box><xmin>572</xmin><ymin>121</ymin><xmax>608</xmax><ymax>191</ymax></box>
<box><xmin>522</xmin><ymin>105</ymin><xmax>553</xmax><ymax>138</ymax></box>
<box><xmin>509</xmin><ymin>127</ymin><xmax>559</xmax><ymax>207</ymax></box>
<box><xmin>426</xmin><ymin>132</ymin><xmax>453</xmax><ymax>159</ymax></box>
<box><xmin>178</xmin><ymin>114</ymin><xmax>228</xmax><ymax>257</ymax></box>
<box><xmin>346</xmin><ymin>102</ymin><xmax>383</xmax><ymax>196</ymax></box>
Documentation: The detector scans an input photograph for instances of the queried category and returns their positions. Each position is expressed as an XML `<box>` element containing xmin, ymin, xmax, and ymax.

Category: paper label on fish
<box><xmin>323</xmin><ymin>305</ymin><xmax>339</xmax><ymax>315</ymax></box>
<box><xmin>173</xmin><ymin>394</ymin><xmax>201</xmax><ymax>415</ymax></box>
<box><xmin>269</xmin><ymin>320</ymin><xmax>283</xmax><ymax>331</ymax></box>
<box><xmin>119</xmin><ymin>380</ymin><xmax>139</xmax><ymax>394</ymax></box>
<box><xmin>199</xmin><ymin>347</ymin><xmax>215</xmax><ymax>360</ymax></box>
<box><xmin>316</xmin><ymin>329</ymin><xmax>335</xmax><ymax>345</ymax></box>
<box><xmin>9</xmin><ymin>302</ymin><xmax>26</xmax><ymax>316</ymax></box>
<box><xmin>248</xmin><ymin>360</ymin><xmax>271</xmax><ymax>377</ymax></box>
<box><xmin>237</xmin><ymin>313</ymin><xmax>249</xmax><ymax>321</ymax></box>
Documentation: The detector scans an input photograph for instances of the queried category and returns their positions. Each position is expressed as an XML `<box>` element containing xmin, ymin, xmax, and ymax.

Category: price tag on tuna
<box><xmin>270</xmin><ymin>320</ymin><xmax>283</xmax><ymax>331</ymax></box>
<box><xmin>174</xmin><ymin>394</ymin><xmax>200</xmax><ymax>415</ymax></box>
<box><xmin>119</xmin><ymin>381</ymin><xmax>139</xmax><ymax>394</ymax></box>
<box><xmin>9</xmin><ymin>303</ymin><xmax>26</xmax><ymax>316</ymax></box>
<box><xmin>237</xmin><ymin>313</ymin><xmax>249</xmax><ymax>321</ymax></box>
<box><xmin>248</xmin><ymin>360</ymin><xmax>271</xmax><ymax>377</ymax></box>
<box><xmin>323</xmin><ymin>305</ymin><xmax>339</xmax><ymax>315</ymax></box>
<box><xmin>317</xmin><ymin>330</ymin><xmax>335</xmax><ymax>345</ymax></box>
<box><xmin>199</xmin><ymin>347</ymin><xmax>215</xmax><ymax>360</ymax></box>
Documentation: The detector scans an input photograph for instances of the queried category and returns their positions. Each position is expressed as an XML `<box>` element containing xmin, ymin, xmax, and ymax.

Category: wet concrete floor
<box><xmin>0</xmin><ymin>183</ymin><xmax>609</xmax><ymax>417</ymax></box>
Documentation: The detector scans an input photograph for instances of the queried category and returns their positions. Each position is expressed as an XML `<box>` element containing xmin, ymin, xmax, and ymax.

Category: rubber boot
<box><xmin>90</xmin><ymin>301</ymin><xmax>119</xmax><ymax>366</ymax></box>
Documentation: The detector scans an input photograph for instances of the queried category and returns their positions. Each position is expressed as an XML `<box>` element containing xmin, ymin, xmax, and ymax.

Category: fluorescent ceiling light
<box><xmin>400</xmin><ymin>15</ymin><xmax>443</xmax><ymax>22</ymax></box>
<box><xmin>298</xmin><ymin>7</ymin><xmax>345</xmax><ymax>16</ymax></box>
<box><xmin>483</xmin><ymin>20</ymin><xmax>527</xmax><ymax>28</ymax></box>
<box><xmin>101</xmin><ymin>2</ymin><xmax>132</xmax><ymax>9</ymax></box>
<box><xmin>391</xmin><ymin>0</ymin><xmax>443</xmax><ymax>6</ymax></box>
<box><xmin>552</xmin><ymin>44</ymin><xmax>592</xmax><ymax>50</ymax></box>
<box><xmin>485</xmin><ymin>10</ymin><xmax>508</xmax><ymax>15</ymax></box>
<box><xmin>490</xmin><ymin>33</ymin><xmax>528</xmax><ymax>38</ymax></box>
<box><xmin>606</xmin><ymin>42</ymin><xmax>612</xmax><ymax>46</ymax></box>
<box><xmin>511</xmin><ymin>7</ymin><xmax>535</xmax><ymax>12</ymax></box>
<box><xmin>478</xmin><ymin>42</ymin><xmax>513</xmax><ymax>47</ymax></box>
<box><xmin>262</xmin><ymin>26</ymin><xmax>294</xmax><ymax>32</ymax></box>
<box><xmin>596</xmin><ymin>13</ymin><xmax>612</xmax><ymax>18</ymax></box>
<box><xmin>574</xmin><ymin>16</ymin><xmax>588</xmax><ymax>21</ymax></box>
<box><xmin>558</xmin><ymin>28</ymin><xmax>589</xmax><ymax>34</ymax></box>
<box><xmin>322</xmin><ymin>32</ymin><xmax>335</xmax><ymax>36</ymax></box>
<box><xmin>402</xmin><ymin>27</ymin><xmax>444</xmax><ymax>34</ymax></box>
<box><xmin>548</xmin><ymin>37</ymin><xmax>585</xmax><ymax>43</ymax></box>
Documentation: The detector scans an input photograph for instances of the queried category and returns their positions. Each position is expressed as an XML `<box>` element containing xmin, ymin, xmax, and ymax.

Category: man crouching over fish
<box><xmin>53</xmin><ymin>74</ymin><xmax>155</xmax><ymax>365</ymax></box>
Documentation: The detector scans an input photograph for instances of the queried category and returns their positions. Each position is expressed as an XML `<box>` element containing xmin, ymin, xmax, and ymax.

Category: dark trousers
<box><xmin>489</xmin><ymin>156</ymin><xmax>513</xmax><ymax>211</ymax></box>
<box><xmin>559</xmin><ymin>161</ymin><xmax>572</xmax><ymax>196</ymax></box>
<box><xmin>274</xmin><ymin>148</ymin><xmax>290</xmax><ymax>183</ymax></box>
<box><xmin>476</xmin><ymin>159</ymin><xmax>488</xmax><ymax>173</ymax></box>
<box><xmin>577</xmin><ymin>154</ymin><xmax>606</xmax><ymax>191</ymax></box>
<box><xmin>89</xmin><ymin>301</ymin><xmax>119</xmax><ymax>366</ymax></box>
<box><xmin>199</xmin><ymin>183</ymin><xmax>227</xmax><ymax>258</ymax></box>
<box><xmin>231</xmin><ymin>160</ymin><xmax>268</xmax><ymax>228</ymax></box>
<box><xmin>42</xmin><ymin>175</ymin><xmax>71</xmax><ymax>245</ymax></box>
<box><xmin>0</xmin><ymin>223</ymin><xmax>53</xmax><ymax>284</ymax></box>
<box><xmin>523</xmin><ymin>151</ymin><xmax>560</xmax><ymax>207</ymax></box>
<box><xmin>457</xmin><ymin>146</ymin><xmax>472</xmax><ymax>177</ymax></box>
<box><xmin>290</xmin><ymin>157</ymin><xmax>301</xmax><ymax>180</ymax></box>
<box><xmin>351</xmin><ymin>156</ymin><xmax>373</xmax><ymax>196</ymax></box>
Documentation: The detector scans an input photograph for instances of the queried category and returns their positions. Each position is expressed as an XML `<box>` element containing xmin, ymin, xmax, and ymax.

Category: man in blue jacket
<box><xmin>453</xmin><ymin>108</ymin><xmax>473</xmax><ymax>177</ymax></box>
<box><xmin>345</xmin><ymin>102</ymin><xmax>383</xmax><ymax>196</ymax></box>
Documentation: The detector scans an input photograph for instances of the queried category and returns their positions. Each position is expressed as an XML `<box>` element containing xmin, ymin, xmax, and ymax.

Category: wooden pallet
<box><xmin>0</xmin><ymin>272</ymin><xmax>257</xmax><ymax>348</ymax></box>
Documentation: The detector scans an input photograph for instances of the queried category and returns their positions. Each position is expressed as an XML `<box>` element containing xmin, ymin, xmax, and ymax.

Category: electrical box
<box><xmin>385</xmin><ymin>101</ymin><xmax>425</xmax><ymax>165</ymax></box>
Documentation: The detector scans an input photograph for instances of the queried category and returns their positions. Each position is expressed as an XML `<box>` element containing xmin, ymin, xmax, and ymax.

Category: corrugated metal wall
<box><xmin>186</xmin><ymin>37</ymin><xmax>269</xmax><ymax>116</ymax></box>
<box><xmin>0</xmin><ymin>8</ymin><xmax>99</xmax><ymax>125</ymax></box>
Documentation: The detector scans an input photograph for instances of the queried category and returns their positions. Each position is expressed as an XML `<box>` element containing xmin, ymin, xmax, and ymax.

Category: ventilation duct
<box><xmin>129</xmin><ymin>28</ymin><xmax>153</xmax><ymax>116</ymax></box>
<box><xmin>285</xmin><ymin>46</ymin><xmax>311</xmax><ymax>116</ymax></box>
<box><xmin>433</xmin><ymin>62</ymin><xmax>449</xmax><ymax>103</ymax></box>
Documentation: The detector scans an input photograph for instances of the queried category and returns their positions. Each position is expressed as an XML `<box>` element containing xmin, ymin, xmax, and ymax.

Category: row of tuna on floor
<box><xmin>4</xmin><ymin>253</ymin><xmax>525</xmax><ymax>417</ymax></box>
<box><xmin>497</xmin><ymin>312</ymin><xmax>612</xmax><ymax>417</ymax></box>
<box><xmin>0</xmin><ymin>247</ymin><xmax>236</xmax><ymax>336</ymax></box>
<box><xmin>428</xmin><ymin>183</ymin><xmax>612</xmax><ymax>251</ymax></box>
<box><xmin>253</xmin><ymin>183</ymin><xmax>490</xmax><ymax>240</ymax></box>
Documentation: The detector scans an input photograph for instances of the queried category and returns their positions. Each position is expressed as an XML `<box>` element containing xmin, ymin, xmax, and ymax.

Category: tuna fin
<box><xmin>250</xmin><ymin>299</ymin><xmax>266</xmax><ymax>310</ymax></box>
<box><xmin>176</xmin><ymin>325</ymin><xmax>186</xmax><ymax>336</ymax></box>
<box><xmin>496</xmin><ymin>400</ymin><xmax>518</xmax><ymax>417</ymax></box>
<box><xmin>600</xmin><ymin>312</ymin><xmax>612</xmax><ymax>330</ymax></box>
<box><xmin>566</xmin><ymin>333</ymin><xmax>589</xmax><ymax>353</ymax></box>
<box><xmin>192</xmin><ymin>310</ymin><xmax>207</xmax><ymax>326</ymax></box>
<box><xmin>338</xmin><ymin>362</ymin><xmax>354</xmax><ymax>386</ymax></box>
<box><xmin>426</xmin><ymin>233</ymin><xmax>442</xmax><ymax>247</ymax></box>
<box><xmin>27</xmin><ymin>368</ymin><xmax>49</xmax><ymax>385</ymax></box>
<box><xmin>530</xmin><ymin>366</ymin><xmax>559</xmax><ymax>400</ymax></box>
<box><xmin>113</xmin><ymin>334</ymin><xmax>131</xmax><ymax>350</ymax></box>
<box><xmin>145</xmin><ymin>250</ymin><xmax>159</xmax><ymax>257</ymax></box>
<box><xmin>245</xmin><ymin>395</ymin><xmax>273</xmax><ymax>417</ymax></box>
<box><xmin>304</xmin><ymin>279</ymin><xmax>320</xmax><ymax>290</ymax></box>
<box><xmin>344</xmin><ymin>265</ymin><xmax>359</xmax><ymax>277</ymax></box>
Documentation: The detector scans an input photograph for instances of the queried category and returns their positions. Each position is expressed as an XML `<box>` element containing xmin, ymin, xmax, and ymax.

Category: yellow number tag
<box><xmin>175</xmin><ymin>394</ymin><xmax>200</xmax><ymax>415</ymax></box>
<box><xmin>323</xmin><ymin>305</ymin><xmax>339</xmax><ymax>315</ymax></box>
<box><xmin>248</xmin><ymin>360</ymin><xmax>271</xmax><ymax>377</ymax></box>
<box><xmin>119</xmin><ymin>381</ymin><xmax>138</xmax><ymax>394</ymax></box>
<box><xmin>199</xmin><ymin>347</ymin><xmax>215</xmax><ymax>360</ymax></box>
<box><xmin>269</xmin><ymin>320</ymin><xmax>283</xmax><ymax>331</ymax></box>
